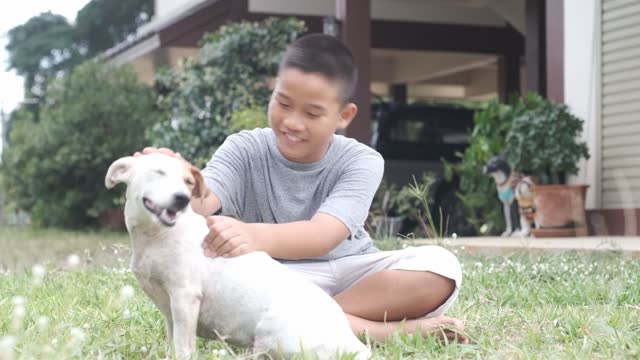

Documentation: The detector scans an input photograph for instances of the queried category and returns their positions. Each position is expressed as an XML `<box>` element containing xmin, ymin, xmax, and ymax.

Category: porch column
<box><xmin>525</xmin><ymin>0</ymin><xmax>564</xmax><ymax>102</ymax></box>
<box><xmin>497</xmin><ymin>51</ymin><xmax>521</xmax><ymax>101</ymax></box>
<box><xmin>390</xmin><ymin>83</ymin><xmax>407</xmax><ymax>105</ymax></box>
<box><xmin>337</xmin><ymin>0</ymin><xmax>372</xmax><ymax>145</ymax></box>
<box><xmin>545</xmin><ymin>0</ymin><xmax>564</xmax><ymax>103</ymax></box>
<box><xmin>526</xmin><ymin>0</ymin><xmax>545</xmax><ymax>96</ymax></box>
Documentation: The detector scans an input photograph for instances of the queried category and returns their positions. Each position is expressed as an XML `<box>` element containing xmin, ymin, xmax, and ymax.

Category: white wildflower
<box><xmin>31</xmin><ymin>265</ymin><xmax>46</xmax><ymax>286</ymax></box>
<box><xmin>0</xmin><ymin>335</ymin><xmax>16</xmax><ymax>360</ymax></box>
<box><xmin>13</xmin><ymin>305</ymin><xmax>25</xmax><ymax>320</ymax></box>
<box><xmin>119</xmin><ymin>285</ymin><xmax>135</xmax><ymax>302</ymax></box>
<box><xmin>36</xmin><ymin>316</ymin><xmax>50</xmax><ymax>331</ymax></box>
<box><xmin>11</xmin><ymin>296</ymin><xmax>25</xmax><ymax>306</ymax></box>
<box><xmin>66</xmin><ymin>254</ymin><xmax>81</xmax><ymax>268</ymax></box>
<box><xmin>69</xmin><ymin>328</ymin><xmax>86</xmax><ymax>343</ymax></box>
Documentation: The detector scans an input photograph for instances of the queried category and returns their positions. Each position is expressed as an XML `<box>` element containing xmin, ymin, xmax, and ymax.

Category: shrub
<box><xmin>1</xmin><ymin>61</ymin><xmax>157</xmax><ymax>228</ymax></box>
<box><xmin>505</xmin><ymin>94</ymin><xmax>590</xmax><ymax>184</ymax></box>
<box><xmin>148</xmin><ymin>17</ymin><xmax>305</xmax><ymax>166</ymax></box>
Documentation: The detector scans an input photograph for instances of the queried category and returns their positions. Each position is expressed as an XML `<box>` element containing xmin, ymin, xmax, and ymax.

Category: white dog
<box><xmin>105</xmin><ymin>153</ymin><xmax>371</xmax><ymax>359</ymax></box>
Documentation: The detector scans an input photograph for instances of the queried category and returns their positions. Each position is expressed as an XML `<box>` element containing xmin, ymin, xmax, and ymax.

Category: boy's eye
<box><xmin>278</xmin><ymin>101</ymin><xmax>290</xmax><ymax>109</ymax></box>
<box><xmin>307</xmin><ymin>112</ymin><xmax>321</xmax><ymax>119</ymax></box>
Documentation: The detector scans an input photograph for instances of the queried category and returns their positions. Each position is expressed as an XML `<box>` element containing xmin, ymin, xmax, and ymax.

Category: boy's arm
<box><xmin>250</xmin><ymin>212</ymin><xmax>350</xmax><ymax>260</ymax></box>
<box><xmin>191</xmin><ymin>190</ymin><xmax>221</xmax><ymax>218</ymax></box>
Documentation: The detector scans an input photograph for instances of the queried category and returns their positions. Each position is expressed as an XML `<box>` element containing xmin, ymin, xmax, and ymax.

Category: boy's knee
<box><xmin>409</xmin><ymin>245</ymin><xmax>462</xmax><ymax>287</ymax></box>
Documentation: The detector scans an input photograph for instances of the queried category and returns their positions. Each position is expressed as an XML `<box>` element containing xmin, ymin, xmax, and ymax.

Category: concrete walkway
<box><xmin>411</xmin><ymin>236</ymin><xmax>640</xmax><ymax>257</ymax></box>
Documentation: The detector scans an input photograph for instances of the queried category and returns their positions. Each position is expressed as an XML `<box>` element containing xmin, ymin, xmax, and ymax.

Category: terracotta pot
<box><xmin>532</xmin><ymin>184</ymin><xmax>589</xmax><ymax>237</ymax></box>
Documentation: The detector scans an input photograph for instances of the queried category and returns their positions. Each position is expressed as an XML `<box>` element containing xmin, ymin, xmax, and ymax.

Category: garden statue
<box><xmin>484</xmin><ymin>156</ymin><xmax>536</xmax><ymax>237</ymax></box>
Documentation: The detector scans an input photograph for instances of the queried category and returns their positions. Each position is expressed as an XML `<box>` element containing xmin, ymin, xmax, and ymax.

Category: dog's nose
<box><xmin>171</xmin><ymin>193</ymin><xmax>190</xmax><ymax>211</ymax></box>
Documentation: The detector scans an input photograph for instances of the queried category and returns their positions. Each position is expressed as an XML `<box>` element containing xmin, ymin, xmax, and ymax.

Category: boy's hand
<box><xmin>133</xmin><ymin>147</ymin><xmax>188</xmax><ymax>163</ymax></box>
<box><xmin>202</xmin><ymin>216</ymin><xmax>259</xmax><ymax>258</ymax></box>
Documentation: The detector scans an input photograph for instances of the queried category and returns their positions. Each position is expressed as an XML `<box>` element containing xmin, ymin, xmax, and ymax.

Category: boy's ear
<box><xmin>105</xmin><ymin>157</ymin><xmax>135</xmax><ymax>189</ymax></box>
<box><xmin>189</xmin><ymin>165</ymin><xmax>210</xmax><ymax>199</ymax></box>
<box><xmin>337</xmin><ymin>103</ymin><xmax>358</xmax><ymax>130</ymax></box>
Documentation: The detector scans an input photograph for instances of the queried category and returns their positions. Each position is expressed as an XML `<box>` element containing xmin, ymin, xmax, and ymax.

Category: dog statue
<box><xmin>105</xmin><ymin>153</ymin><xmax>370</xmax><ymax>359</ymax></box>
<box><xmin>483</xmin><ymin>156</ymin><xmax>536</xmax><ymax>237</ymax></box>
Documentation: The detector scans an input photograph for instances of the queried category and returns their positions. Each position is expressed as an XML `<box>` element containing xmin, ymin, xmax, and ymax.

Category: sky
<box><xmin>0</xmin><ymin>0</ymin><xmax>91</xmax><ymax>148</ymax></box>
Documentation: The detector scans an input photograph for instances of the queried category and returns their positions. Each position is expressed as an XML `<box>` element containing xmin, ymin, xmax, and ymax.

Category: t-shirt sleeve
<box><xmin>201</xmin><ymin>134</ymin><xmax>248</xmax><ymax>218</ymax></box>
<box><xmin>317</xmin><ymin>152</ymin><xmax>384</xmax><ymax>238</ymax></box>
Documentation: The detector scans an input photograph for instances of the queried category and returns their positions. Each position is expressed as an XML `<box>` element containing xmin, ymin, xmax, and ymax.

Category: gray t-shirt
<box><xmin>202</xmin><ymin>128</ymin><xmax>384</xmax><ymax>260</ymax></box>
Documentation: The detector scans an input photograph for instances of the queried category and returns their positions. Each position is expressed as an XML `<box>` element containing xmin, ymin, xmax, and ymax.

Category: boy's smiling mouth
<box><xmin>283</xmin><ymin>132</ymin><xmax>303</xmax><ymax>145</ymax></box>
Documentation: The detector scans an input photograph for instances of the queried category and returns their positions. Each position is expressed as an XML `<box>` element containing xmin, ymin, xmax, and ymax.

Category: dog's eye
<box><xmin>154</xmin><ymin>170</ymin><xmax>166</xmax><ymax>176</ymax></box>
<box><xmin>185</xmin><ymin>178</ymin><xmax>194</xmax><ymax>186</ymax></box>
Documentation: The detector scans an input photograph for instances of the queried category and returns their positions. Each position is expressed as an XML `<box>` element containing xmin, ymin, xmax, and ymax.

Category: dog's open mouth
<box><xmin>143</xmin><ymin>197</ymin><xmax>178</xmax><ymax>227</ymax></box>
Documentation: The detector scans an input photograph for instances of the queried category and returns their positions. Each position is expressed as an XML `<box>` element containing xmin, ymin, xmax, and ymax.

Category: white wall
<box><xmin>564</xmin><ymin>0</ymin><xmax>599</xmax><ymax>209</ymax></box>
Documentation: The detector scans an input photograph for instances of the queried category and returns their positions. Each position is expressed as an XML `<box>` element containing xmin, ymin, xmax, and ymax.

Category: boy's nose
<box><xmin>282</xmin><ymin>116</ymin><xmax>304</xmax><ymax>132</ymax></box>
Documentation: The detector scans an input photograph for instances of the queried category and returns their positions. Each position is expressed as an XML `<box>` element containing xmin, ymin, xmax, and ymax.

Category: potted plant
<box><xmin>505</xmin><ymin>93</ymin><xmax>590</xmax><ymax>237</ymax></box>
<box><xmin>368</xmin><ymin>181</ymin><xmax>405</xmax><ymax>239</ymax></box>
<box><xmin>368</xmin><ymin>174</ymin><xmax>438</xmax><ymax>239</ymax></box>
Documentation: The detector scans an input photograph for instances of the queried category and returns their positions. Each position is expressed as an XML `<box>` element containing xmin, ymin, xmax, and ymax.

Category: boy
<box><xmin>139</xmin><ymin>34</ymin><xmax>465</xmax><ymax>343</ymax></box>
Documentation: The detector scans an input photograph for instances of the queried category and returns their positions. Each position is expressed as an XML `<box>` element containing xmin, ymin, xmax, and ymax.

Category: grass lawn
<box><xmin>1</xmin><ymin>225</ymin><xmax>639</xmax><ymax>359</ymax></box>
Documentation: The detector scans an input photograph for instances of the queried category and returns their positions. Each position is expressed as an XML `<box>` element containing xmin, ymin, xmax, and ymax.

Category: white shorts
<box><xmin>283</xmin><ymin>245</ymin><xmax>462</xmax><ymax>318</ymax></box>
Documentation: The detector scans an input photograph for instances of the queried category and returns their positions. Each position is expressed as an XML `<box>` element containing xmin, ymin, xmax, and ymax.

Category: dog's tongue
<box><xmin>159</xmin><ymin>208</ymin><xmax>177</xmax><ymax>225</ymax></box>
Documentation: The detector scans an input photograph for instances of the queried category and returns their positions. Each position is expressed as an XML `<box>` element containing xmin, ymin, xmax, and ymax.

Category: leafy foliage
<box><xmin>368</xmin><ymin>174</ymin><xmax>436</xmax><ymax>236</ymax></box>
<box><xmin>5</xmin><ymin>12</ymin><xmax>81</xmax><ymax>100</ymax></box>
<box><xmin>0</xmin><ymin>61</ymin><xmax>157</xmax><ymax>228</ymax></box>
<box><xmin>5</xmin><ymin>1</ymin><xmax>153</xmax><ymax>105</ymax></box>
<box><xmin>446</xmin><ymin>93</ymin><xmax>548</xmax><ymax>234</ymax></box>
<box><xmin>505</xmin><ymin>94</ymin><xmax>590</xmax><ymax>184</ymax></box>
<box><xmin>75</xmin><ymin>0</ymin><xmax>154</xmax><ymax>57</ymax></box>
<box><xmin>148</xmin><ymin>17</ymin><xmax>306</xmax><ymax>166</ymax></box>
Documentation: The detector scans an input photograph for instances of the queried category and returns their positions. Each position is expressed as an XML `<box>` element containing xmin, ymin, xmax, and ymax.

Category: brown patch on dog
<box><xmin>183</xmin><ymin>164</ymin><xmax>210</xmax><ymax>199</ymax></box>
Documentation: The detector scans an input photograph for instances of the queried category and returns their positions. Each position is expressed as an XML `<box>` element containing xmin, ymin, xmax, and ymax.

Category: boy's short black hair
<box><xmin>279</xmin><ymin>33</ymin><xmax>358</xmax><ymax>104</ymax></box>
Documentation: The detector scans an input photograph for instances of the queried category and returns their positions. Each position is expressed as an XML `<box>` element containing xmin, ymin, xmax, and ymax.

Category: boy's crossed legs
<box><xmin>283</xmin><ymin>245</ymin><xmax>467</xmax><ymax>343</ymax></box>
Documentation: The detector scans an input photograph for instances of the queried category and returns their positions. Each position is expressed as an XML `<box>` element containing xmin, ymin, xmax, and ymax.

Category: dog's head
<box><xmin>483</xmin><ymin>155</ymin><xmax>511</xmax><ymax>184</ymax></box>
<box><xmin>105</xmin><ymin>153</ymin><xmax>208</xmax><ymax>227</ymax></box>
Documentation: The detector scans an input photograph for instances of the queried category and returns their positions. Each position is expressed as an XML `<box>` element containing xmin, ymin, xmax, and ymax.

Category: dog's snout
<box><xmin>171</xmin><ymin>193</ymin><xmax>190</xmax><ymax>211</ymax></box>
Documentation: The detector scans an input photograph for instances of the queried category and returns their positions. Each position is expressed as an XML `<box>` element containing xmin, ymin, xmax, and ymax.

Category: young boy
<box><xmin>139</xmin><ymin>34</ymin><xmax>465</xmax><ymax>343</ymax></box>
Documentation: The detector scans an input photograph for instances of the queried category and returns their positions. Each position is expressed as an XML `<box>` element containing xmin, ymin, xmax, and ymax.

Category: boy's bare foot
<box><xmin>402</xmin><ymin>315</ymin><xmax>468</xmax><ymax>343</ymax></box>
<box><xmin>347</xmin><ymin>313</ymin><xmax>468</xmax><ymax>344</ymax></box>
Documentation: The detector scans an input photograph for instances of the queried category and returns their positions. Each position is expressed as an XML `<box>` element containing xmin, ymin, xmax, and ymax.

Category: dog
<box><xmin>483</xmin><ymin>156</ymin><xmax>535</xmax><ymax>237</ymax></box>
<box><xmin>105</xmin><ymin>153</ymin><xmax>371</xmax><ymax>359</ymax></box>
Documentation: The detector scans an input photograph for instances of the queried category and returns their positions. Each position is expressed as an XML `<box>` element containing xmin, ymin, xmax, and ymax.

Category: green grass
<box><xmin>1</xmin><ymin>225</ymin><xmax>639</xmax><ymax>359</ymax></box>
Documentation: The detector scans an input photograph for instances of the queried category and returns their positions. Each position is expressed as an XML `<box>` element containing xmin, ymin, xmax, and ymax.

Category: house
<box><xmin>107</xmin><ymin>0</ymin><xmax>640</xmax><ymax>236</ymax></box>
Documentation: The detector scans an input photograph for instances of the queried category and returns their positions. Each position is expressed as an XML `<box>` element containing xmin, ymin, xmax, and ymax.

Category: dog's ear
<box><xmin>105</xmin><ymin>157</ymin><xmax>135</xmax><ymax>189</ymax></box>
<box><xmin>189</xmin><ymin>165</ymin><xmax>210</xmax><ymax>199</ymax></box>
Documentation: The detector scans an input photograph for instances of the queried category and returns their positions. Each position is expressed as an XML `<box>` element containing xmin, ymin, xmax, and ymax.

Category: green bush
<box><xmin>148</xmin><ymin>17</ymin><xmax>305</xmax><ymax>166</ymax></box>
<box><xmin>1</xmin><ymin>60</ymin><xmax>157</xmax><ymax>228</ymax></box>
<box><xmin>446</xmin><ymin>93</ymin><xmax>548</xmax><ymax>235</ymax></box>
<box><xmin>505</xmin><ymin>95</ymin><xmax>590</xmax><ymax>184</ymax></box>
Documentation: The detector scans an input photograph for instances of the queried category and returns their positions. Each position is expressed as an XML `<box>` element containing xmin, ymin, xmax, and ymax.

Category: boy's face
<box><xmin>268</xmin><ymin>68</ymin><xmax>357</xmax><ymax>163</ymax></box>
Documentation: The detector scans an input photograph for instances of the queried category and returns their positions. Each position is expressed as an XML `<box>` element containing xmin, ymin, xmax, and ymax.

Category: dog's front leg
<box><xmin>165</xmin><ymin>316</ymin><xmax>174</xmax><ymax>355</ymax></box>
<box><xmin>169</xmin><ymin>289</ymin><xmax>202</xmax><ymax>358</ymax></box>
<box><xmin>501</xmin><ymin>202</ymin><xmax>513</xmax><ymax>236</ymax></box>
